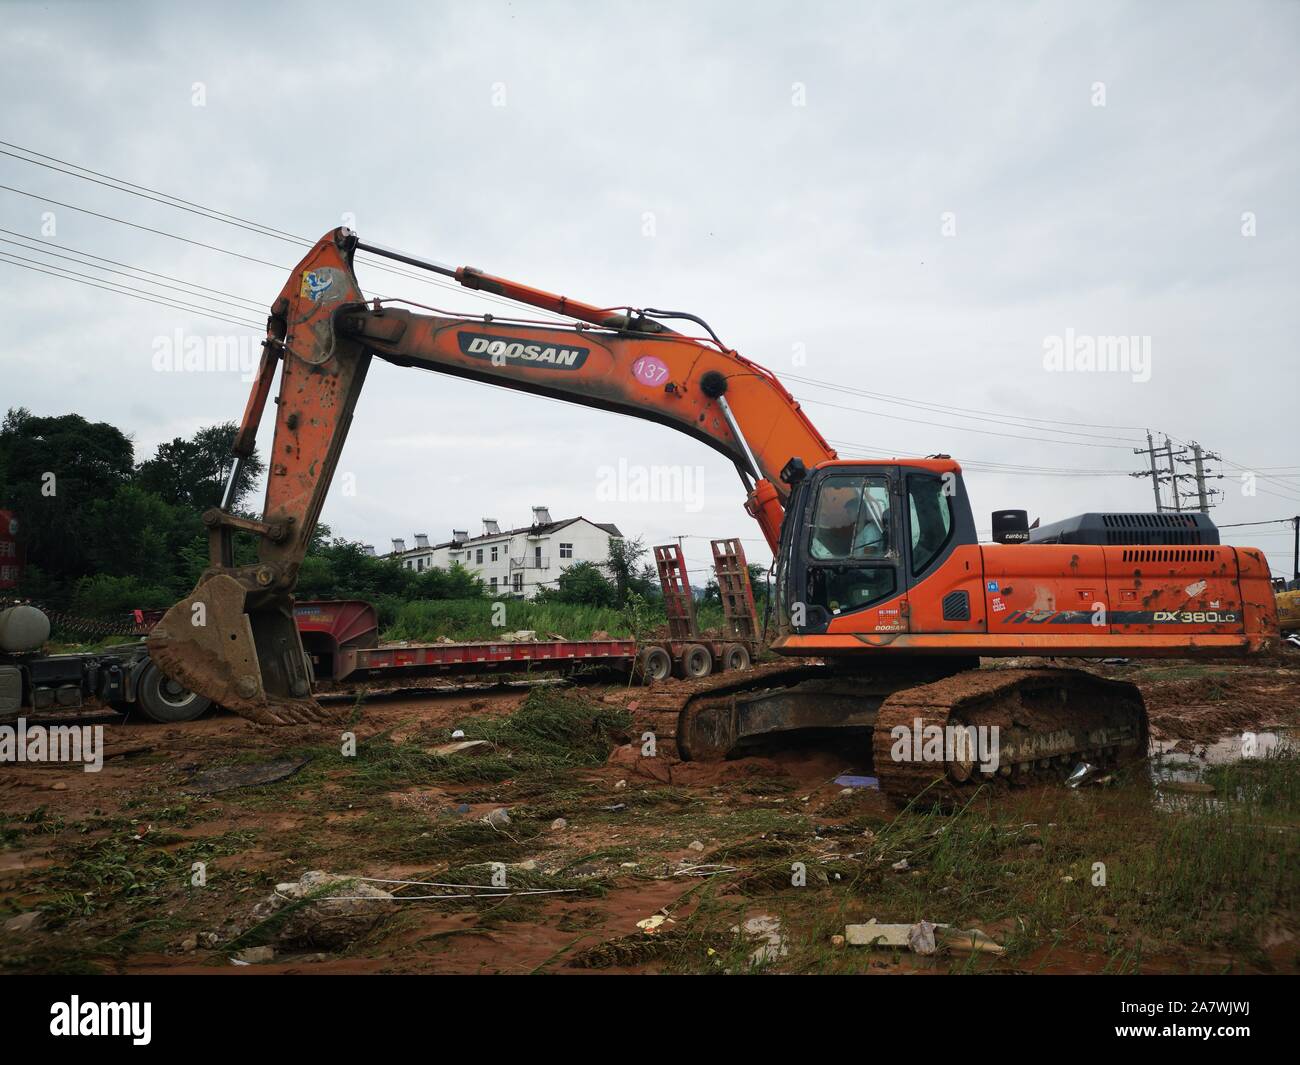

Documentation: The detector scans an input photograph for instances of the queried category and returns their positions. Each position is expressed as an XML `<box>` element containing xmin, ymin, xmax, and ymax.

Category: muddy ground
<box><xmin>1</xmin><ymin>656</ymin><xmax>1296</xmax><ymax>975</ymax></box>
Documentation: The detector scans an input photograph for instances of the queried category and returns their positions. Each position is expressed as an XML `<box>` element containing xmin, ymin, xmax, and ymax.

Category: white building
<box><xmin>389</xmin><ymin>506</ymin><xmax>623</xmax><ymax>599</ymax></box>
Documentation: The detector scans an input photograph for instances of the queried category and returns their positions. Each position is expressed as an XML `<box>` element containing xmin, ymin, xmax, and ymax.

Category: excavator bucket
<box><xmin>147</xmin><ymin>575</ymin><xmax>333</xmax><ymax>726</ymax></box>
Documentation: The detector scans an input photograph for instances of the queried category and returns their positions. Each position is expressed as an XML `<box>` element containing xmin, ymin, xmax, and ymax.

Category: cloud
<box><xmin>2</xmin><ymin>0</ymin><xmax>1297</xmax><ymax>573</ymax></box>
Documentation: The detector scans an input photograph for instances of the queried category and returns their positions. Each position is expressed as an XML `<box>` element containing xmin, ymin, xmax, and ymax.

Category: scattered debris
<box><xmin>891</xmin><ymin>858</ymin><xmax>910</xmax><ymax>871</ymax></box>
<box><xmin>845</xmin><ymin>919</ymin><xmax>1004</xmax><ymax>956</ymax></box>
<box><xmin>833</xmin><ymin>773</ymin><xmax>879</xmax><ymax>790</ymax></box>
<box><xmin>486</xmin><ymin>807</ymin><xmax>511</xmax><ymax>827</ymax></box>
<box><xmin>907</xmin><ymin>920</ymin><xmax>938</xmax><ymax>956</ymax></box>
<box><xmin>427</xmin><ymin>739</ymin><xmax>492</xmax><ymax>757</ymax></box>
<box><xmin>550</xmin><ymin>817</ymin><xmax>568</xmax><ymax>831</ymax></box>
<box><xmin>231</xmin><ymin>945</ymin><xmax>276</xmax><ymax>965</ymax></box>
<box><xmin>688</xmin><ymin>840</ymin><xmax>705</xmax><ymax>852</ymax></box>
<box><xmin>672</xmin><ymin>863</ymin><xmax>737</xmax><ymax>878</ymax></box>
<box><xmin>1066</xmin><ymin>762</ymin><xmax>1112</xmax><ymax>788</ymax></box>
<box><xmin>187</xmin><ymin>756</ymin><xmax>311</xmax><ymax>795</ymax></box>
<box><xmin>733</xmin><ymin>915</ymin><xmax>788</xmax><ymax>965</ymax></box>
<box><xmin>845</xmin><ymin>920</ymin><xmax>914</xmax><ymax>949</ymax></box>
<box><xmin>636</xmin><ymin>914</ymin><xmax>673</xmax><ymax>933</ymax></box>
<box><xmin>942</xmin><ymin>927</ymin><xmax>1005</xmax><ymax>955</ymax></box>
<box><xmin>246</xmin><ymin>870</ymin><xmax>395</xmax><ymax>950</ymax></box>
<box><xmin>3</xmin><ymin>910</ymin><xmax>44</xmax><ymax>934</ymax></box>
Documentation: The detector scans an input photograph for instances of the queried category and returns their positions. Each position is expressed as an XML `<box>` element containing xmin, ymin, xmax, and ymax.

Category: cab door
<box><xmin>901</xmin><ymin>469</ymin><xmax>986</xmax><ymax>633</ymax></box>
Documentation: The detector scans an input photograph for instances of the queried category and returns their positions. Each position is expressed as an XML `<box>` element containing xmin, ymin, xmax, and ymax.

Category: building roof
<box><xmin>394</xmin><ymin>517</ymin><xmax>623</xmax><ymax>556</ymax></box>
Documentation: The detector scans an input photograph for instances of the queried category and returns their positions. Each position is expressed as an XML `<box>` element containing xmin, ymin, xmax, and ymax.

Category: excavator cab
<box><xmin>774</xmin><ymin>458</ymin><xmax>979</xmax><ymax>637</ymax></box>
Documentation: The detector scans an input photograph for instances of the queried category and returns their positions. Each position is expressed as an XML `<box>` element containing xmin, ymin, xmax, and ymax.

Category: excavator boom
<box><xmin>147</xmin><ymin>228</ymin><xmax>834</xmax><ymax>722</ymax></box>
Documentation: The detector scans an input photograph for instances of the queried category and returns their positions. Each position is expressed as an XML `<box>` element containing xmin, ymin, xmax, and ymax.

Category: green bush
<box><xmin>384</xmin><ymin>597</ymin><xmax>637</xmax><ymax>642</ymax></box>
<box><xmin>69</xmin><ymin>574</ymin><xmax>174</xmax><ymax>618</ymax></box>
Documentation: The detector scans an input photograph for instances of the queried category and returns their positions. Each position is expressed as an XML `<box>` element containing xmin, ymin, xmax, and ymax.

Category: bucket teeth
<box><xmin>146</xmin><ymin>574</ymin><xmax>337</xmax><ymax>726</ymax></box>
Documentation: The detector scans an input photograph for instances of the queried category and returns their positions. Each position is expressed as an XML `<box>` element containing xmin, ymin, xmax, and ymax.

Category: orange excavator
<box><xmin>147</xmin><ymin>228</ymin><xmax>1279</xmax><ymax>801</ymax></box>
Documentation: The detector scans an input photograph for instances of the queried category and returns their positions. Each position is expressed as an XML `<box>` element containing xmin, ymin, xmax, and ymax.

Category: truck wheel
<box><xmin>636</xmin><ymin>646</ymin><xmax>673</xmax><ymax>683</ymax></box>
<box><xmin>135</xmin><ymin>662</ymin><xmax>212</xmax><ymax>723</ymax></box>
<box><xmin>721</xmin><ymin>642</ymin><xmax>751</xmax><ymax>672</ymax></box>
<box><xmin>677</xmin><ymin>643</ymin><xmax>714</xmax><ymax>679</ymax></box>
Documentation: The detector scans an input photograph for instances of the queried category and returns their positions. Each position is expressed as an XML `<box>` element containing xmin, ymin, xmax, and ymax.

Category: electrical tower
<box><xmin>1131</xmin><ymin>433</ymin><xmax>1222</xmax><ymax>513</ymax></box>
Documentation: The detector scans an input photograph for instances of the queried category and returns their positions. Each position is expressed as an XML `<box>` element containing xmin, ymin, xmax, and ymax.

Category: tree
<box><xmin>136</xmin><ymin>421</ymin><xmax>264</xmax><ymax>511</ymax></box>
<box><xmin>546</xmin><ymin>561</ymin><xmax>616</xmax><ymax>607</ymax></box>
<box><xmin>604</xmin><ymin>536</ymin><xmax>656</xmax><ymax>607</ymax></box>
<box><xmin>0</xmin><ymin>408</ymin><xmax>136</xmax><ymax>583</ymax></box>
<box><xmin>83</xmin><ymin>485</ymin><xmax>197</xmax><ymax>588</ymax></box>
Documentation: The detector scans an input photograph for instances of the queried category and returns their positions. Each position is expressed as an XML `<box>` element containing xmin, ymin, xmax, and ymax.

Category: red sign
<box><xmin>0</xmin><ymin>510</ymin><xmax>23</xmax><ymax>590</ymax></box>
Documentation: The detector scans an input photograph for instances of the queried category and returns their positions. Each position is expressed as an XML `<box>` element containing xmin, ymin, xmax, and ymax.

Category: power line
<box><xmin>0</xmin><ymin>141</ymin><xmax>581</xmax><ymax>324</ymax></box>
<box><xmin>798</xmin><ymin>395</ymin><xmax>1139</xmax><ymax>449</ymax></box>
<box><xmin>0</xmin><ymin>254</ymin><xmax>262</xmax><ymax>330</ymax></box>
<box><xmin>0</xmin><ymin>228</ymin><xmax>263</xmax><ymax>307</ymax></box>
<box><xmin>0</xmin><ymin>239</ymin><xmax>263</xmax><ymax>315</ymax></box>
<box><xmin>785</xmin><ymin>371</ymin><xmax>1146</xmax><ymax>442</ymax></box>
<box><xmin>827</xmin><ymin>439</ymin><xmax>1131</xmax><ymax>476</ymax></box>
<box><xmin>0</xmin><ymin>144</ymin><xmax>309</xmax><ymax>247</ymax></box>
<box><xmin>1164</xmin><ymin>432</ymin><xmax>1300</xmax><ymax>504</ymax></box>
<box><xmin>1215</xmin><ymin>517</ymin><xmax>1294</xmax><ymax>529</ymax></box>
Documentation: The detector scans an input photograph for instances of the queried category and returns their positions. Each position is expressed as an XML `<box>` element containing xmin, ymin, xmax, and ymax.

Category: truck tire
<box><xmin>135</xmin><ymin>662</ymin><xmax>212</xmax><ymax>723</ymax></box>
<box><xmin>637</xmin><ymin>646</ymin><xmax>673</xmax><ymax>683</ymax></box>
<box><xmin>677</xmin><ymin>643</ymin><xmax>714</xmax><ymax>679</ymax></box>
<box><xmin>720</xmin><ymin>642</ymin><xmax>751</xmax><ymax>672</ymax></box>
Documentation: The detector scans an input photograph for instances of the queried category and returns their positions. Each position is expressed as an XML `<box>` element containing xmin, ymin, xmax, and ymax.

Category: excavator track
<box><xmin>620</xmin><ymin>663</ymin><xmax>822</xmax><ymax>760</ymax></box>
<box><xmin>871</xmin><ymin>668</ymin><xmax>1148</xmax><ymax>806</ymax></box>
<box><xmin>614</xmin><ymin>664</ymin><xmax>1147</xmax><ymax>806</ymax></box>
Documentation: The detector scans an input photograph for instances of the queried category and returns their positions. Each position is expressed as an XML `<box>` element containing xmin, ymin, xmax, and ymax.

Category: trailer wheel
<box><xmin>720</xmin><ymin>642</ymin><xmax>751</xmax><ymax>672</ymax></box>
<box><xmin>677</xmin><ymin>643</ymin><xmax>714</xmax><ymax>679</ymax></box>
<box><xmin>636</xmin><ymin>646</ymin><xmax>673</xmax><ymax>684</ymax></box>
<box><xmin>135</xmin><ymin>662</ymin><xmax>212</xmax><ymax>723</ymax></box>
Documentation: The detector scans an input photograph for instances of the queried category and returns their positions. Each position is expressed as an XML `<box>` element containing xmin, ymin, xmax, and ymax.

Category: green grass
<box><xmin>381</xmin><ymin>597</ymin><xmax>733</xmax><ymax>643</ymax></box>
<box><xmin>1204</xmin><ymin>744</ymin><xmax>1300</xmax><ymax>811</ymax></box>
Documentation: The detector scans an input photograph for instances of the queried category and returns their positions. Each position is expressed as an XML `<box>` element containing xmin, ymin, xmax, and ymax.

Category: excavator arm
<box><xmin>147</xmin><ymin>228</ymin><xmax>835</xmax><ymax>723</ymax></box>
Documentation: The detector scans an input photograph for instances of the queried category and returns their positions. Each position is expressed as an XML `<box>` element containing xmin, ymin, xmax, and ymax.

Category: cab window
<box><xmin>809</xmin><ymin>475</ymin><xmax>893</xmax><ymax>560</ymax></box>
<box><xmin>907</xmin><ymin>474</ymin><xmax>953</xmax><ymax>575</ymax></box>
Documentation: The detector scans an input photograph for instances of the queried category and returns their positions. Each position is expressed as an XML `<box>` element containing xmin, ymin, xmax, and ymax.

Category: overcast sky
<box><xmin>2</xmin><ymin>0</ymin><xmax>1298</xmax><ymax>582</ymax></box>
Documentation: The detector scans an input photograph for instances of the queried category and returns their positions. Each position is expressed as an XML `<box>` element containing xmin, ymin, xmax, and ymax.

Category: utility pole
<box><xmin>1171</xmin><ymin>440</ymin><xmax>1223</xmax><ymax>514</ymax></box>
<box><xmin>1131</xmin><ymin>431</ymin><xmax>1168</xmax><ymax>511</ymax></box>
<box><xmin>1162</xmin><ymin>435</ymin><xmax>1187</xmax><ymax>512</ymax></box>
<box><xmin>1293</xmin><ymin>515</ymin><xmax>1299</xmax><ymax>583</ymax></box>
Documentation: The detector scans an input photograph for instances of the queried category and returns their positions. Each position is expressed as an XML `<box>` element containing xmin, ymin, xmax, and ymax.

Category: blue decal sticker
<box><xmin>987</xmin><ymin>580</ymin><xmax>999</xmax><ymax>593</ymax></box>
<box><xmin>300</xmin><ymin>269</ymin><xmax>335</xmax><ymax>302</ymax></box>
